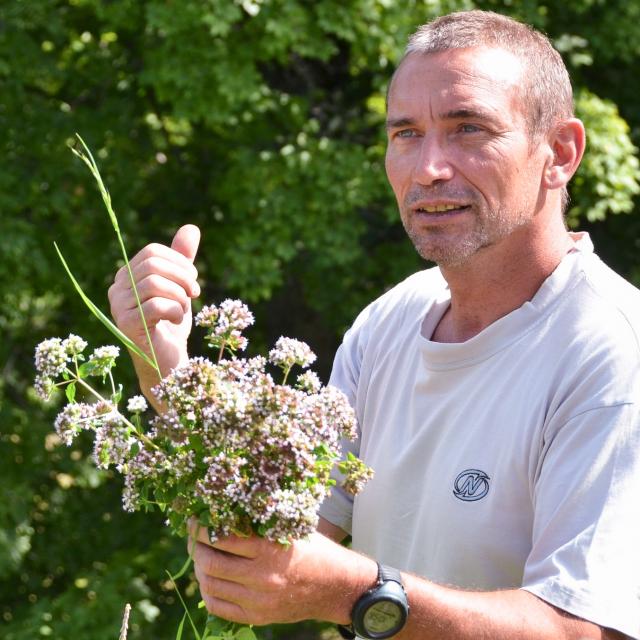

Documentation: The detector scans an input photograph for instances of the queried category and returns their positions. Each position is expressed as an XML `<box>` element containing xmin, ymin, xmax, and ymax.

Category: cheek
<box><xmin>459</xmin><ymin>154</ymin><xmax>513</xmax><ymax>203</ymax></box>
<box><xmin>385</xmin><ymin>149</ymin><xmax>411</xmax><ymax>197</ymax></box>
<box><xmin>384</xmin><ymin>153</ymin><xmax>400</xmax><ymax>198</ymax></box>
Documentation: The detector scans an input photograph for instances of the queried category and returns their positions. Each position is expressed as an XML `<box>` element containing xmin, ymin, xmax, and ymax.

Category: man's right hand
<box><xmin>108</xmin><ymin>224</ymin><xmax>201</xmax><ymax>404</ymax></box>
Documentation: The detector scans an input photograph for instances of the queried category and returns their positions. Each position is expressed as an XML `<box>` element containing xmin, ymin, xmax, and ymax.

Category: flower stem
<box><xmin>62</xmin><ymin>368</ymin><xmax>105</xmax><ymax>404</ymax></box>
<box><xmin>108</xmin><ymin>370</ymin><xmax>117</xmax><ymax>398</ymax></box>
<box><xmin>63</xmin><ymin>368</ymin><xmax>161</xmax><ymax>452</ymax></box>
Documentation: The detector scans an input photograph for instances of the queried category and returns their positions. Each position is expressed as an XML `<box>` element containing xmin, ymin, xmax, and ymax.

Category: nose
<box><xmin>412</xmin><ymin>135</ymin><xmax>454</xmax><ymax>186</ymax></box>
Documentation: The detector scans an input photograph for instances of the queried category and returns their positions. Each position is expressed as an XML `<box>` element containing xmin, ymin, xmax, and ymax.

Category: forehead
<box><xmin>388</xmin><ymin>47</ymin><xmax>526</xmax><ymax>123</ymax></box>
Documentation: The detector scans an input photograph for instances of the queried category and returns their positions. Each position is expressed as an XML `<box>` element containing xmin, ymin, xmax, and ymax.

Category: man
<box><xmin>109</xmin><ymin>10</ymin><xmax>639</xmax><ymax>639</ymax></box>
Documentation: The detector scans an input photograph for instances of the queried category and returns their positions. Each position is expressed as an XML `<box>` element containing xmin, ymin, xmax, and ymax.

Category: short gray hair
<box><xmin>400</xmin><ymin>10</ymin><xmax>574</xmax><ymax>140</ymax></box>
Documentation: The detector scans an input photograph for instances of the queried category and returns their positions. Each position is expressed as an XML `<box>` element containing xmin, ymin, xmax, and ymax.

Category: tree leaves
<box><xmin>2</xmin><ymin>1</ymin><xmax>640</xmax><ymax>639</ymax></box>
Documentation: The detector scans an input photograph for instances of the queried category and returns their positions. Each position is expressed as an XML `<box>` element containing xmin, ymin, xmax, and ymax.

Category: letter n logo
<box><xmin>453</xmin><ymin>469</ymin><xmax>490</xmax><ymax>502</ymax></box>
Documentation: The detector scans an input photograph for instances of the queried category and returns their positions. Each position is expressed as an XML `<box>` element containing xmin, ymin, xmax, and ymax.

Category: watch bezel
<box><xmin>351</xmin><ymin>579</ymin><xmax>408</xmax><ymax>639</ymax></box>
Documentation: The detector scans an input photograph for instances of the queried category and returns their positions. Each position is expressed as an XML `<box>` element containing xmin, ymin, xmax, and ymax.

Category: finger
<box><xmin>196</xmin><ymin>573</ymin><xmax>251</xmax><ymax>604</ymax></box>
<box><xmin>117</xmin><ymin>298</ymin><xmax>186</xmax><ymax>333</ymax></box>
<box><xmin>114</xmin><ymin>257</ymin><xmax>199</xmax><ymax>300</ymax></box>
<box><xmin>187</xmin><ymin>526</ymin><xmax>259</xmax><ymax>556</ymax></box>
<box><xmin>131</xmin><ymin>256</ymin><xmax>200</xmax><ymax>298</ymax></box>
<box><xmin>201</xmin><ymin>594</ymin><xmax>252</xmax><ymax>625</ymax></box>
<box><xmin>109</xmin><ymin>282</ymin><xmax>141</xmax><ymax>326</ymax></box>
<box><xmin>193</xmin><ymin>542</ymin><xmax>252</xmax><ymax>582</ymax></box>
<box><xmin>109</xmin><ymin>279</ymin><xmax>188</xmax><ymax>324</ymax></box>
<box><xmin>134</xmin><ymin>274</ymin><xmax>191</xmax><ymax>312</ymax></box>
<box><xmin>210</xmin><ymin>535</ymin><xmax>262</xmax><ymax>559</ymax></box>
<box><xmin>171</xmin><ymin>224</ymin><xmax>200</xmax><ymax>263</ymax></box>
<box><xmin>187</xmin><ymin>519</ymin><xmax>212</xmax><ymax>547</ymax></box>
<box><xmin>196</xmin><ymin>575</ymin><xmax>275</xmax><ymax>625</ymax></box>
<box><xmin>127</xmin><ymin>242</ymin><xmax>199</xmax><ymax>275</ymax></box>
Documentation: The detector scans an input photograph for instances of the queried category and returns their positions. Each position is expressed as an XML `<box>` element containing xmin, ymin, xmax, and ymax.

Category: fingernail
<box><xmin>192</xmin><ymin>282</ymin><xmax>201</xmax><ymax>297</ymax></box>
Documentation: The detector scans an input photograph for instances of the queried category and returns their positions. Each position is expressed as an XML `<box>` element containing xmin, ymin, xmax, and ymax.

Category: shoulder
<box><xmin>572</xmin><ymin>252</ymin><xmax>640</xmax><ymax>358</ymax></box>
<box><xmin>581</xmin><ymin>253</ymin><xmax>640</xmax><ymax>322</ymax></box>
<box><xmin>329</xmin><ymin>266</ymin><xmax>445</xmax><ymax>393</ymax></box>
<box><xmin>548</xmin><ymin>251</ymin><xmax>640</xmax><ymax>412</ymax></box>
<box><xmin>348</xmin><ymin>266</ymin><xmax>446</xmax><ymax>337</ymax></box>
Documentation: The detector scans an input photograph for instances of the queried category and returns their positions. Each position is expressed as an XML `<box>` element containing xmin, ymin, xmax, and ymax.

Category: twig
<box><xmin>119</xmin><ymin>603</ymin><xmax>131</xmax><ymax>640</ymax></box>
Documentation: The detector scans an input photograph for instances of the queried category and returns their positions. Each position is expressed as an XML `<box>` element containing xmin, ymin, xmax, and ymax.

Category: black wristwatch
<box><xmin>337</xmin><ymin>563</ymin><xmax>409</xmax><ymax>639</ymax></box>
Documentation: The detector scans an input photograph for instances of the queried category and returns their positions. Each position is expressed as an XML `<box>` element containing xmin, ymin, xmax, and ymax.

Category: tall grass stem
<box><xmin>71</xmin><ymin>134</ymin><xmax>162</xmax><ymax>381</ymax></box>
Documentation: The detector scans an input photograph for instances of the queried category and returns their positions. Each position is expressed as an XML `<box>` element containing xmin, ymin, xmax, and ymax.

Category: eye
<box><xmin>458</xmin><ymin>123</ymin><xmax>481</xmax><ymax>133</ymax></box>
<box><xmin>395</xmin><ymin>129</ymin><xmax>417</xmax><ymax>139</ymax></box>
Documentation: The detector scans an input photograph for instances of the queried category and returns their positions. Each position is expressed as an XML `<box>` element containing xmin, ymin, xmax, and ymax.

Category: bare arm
<box><xmin>190</xmin><ymin>525</ymin><xmax>624</xmax><ymax>640</ymax></box>
<box><xmin>317</xmin><ymin>516</ymin><xmax>349</xmax><ymax>543</ymax></box>
<box><xmin>396</xmin><ymin>574</ymin><xmax>625</xmax><ymax>640</ymax></box>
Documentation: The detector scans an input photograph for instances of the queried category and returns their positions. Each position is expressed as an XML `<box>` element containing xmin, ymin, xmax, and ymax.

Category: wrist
<box><xmin>338</xmin><ymin>563</ymin><xmax>410</xmax><ymax>639</ymax></box>
<box><xmin>321</xmin><ymin>544</ymin><xmax>379</xmax><ymax>625</ymax></box>
<box><xmin>130</xmin><ymin>356</ymin><xmax>165</xmax><ymax>412</ymax></box>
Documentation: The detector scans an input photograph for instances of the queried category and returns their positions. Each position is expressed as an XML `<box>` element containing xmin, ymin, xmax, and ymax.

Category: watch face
<box><xmin>363</xmin><ymin>600</ymin><xmax>403</xmax><ymax>633</ymax></box>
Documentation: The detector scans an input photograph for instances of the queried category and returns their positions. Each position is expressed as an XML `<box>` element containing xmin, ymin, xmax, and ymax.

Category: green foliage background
<box><xmin>1</xmin><ymin>1</ymin><xmax>639</xmax><ymax>638</ymax></box>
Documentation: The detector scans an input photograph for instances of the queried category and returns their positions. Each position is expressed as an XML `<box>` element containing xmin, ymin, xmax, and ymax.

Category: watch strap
<box><xmin>337</xmin><ymin>623</ymin><xmax>356</xmax><ymax>639</ymax></box>
<box><xmin>337</xmin><ymin>563</ymin><xmax>407</xmax><ymax>639</ymax></box>
<box><xmin>378</xmin><ymin>563</ymin><xmax>403</xmax><ymax>586</ymax></box>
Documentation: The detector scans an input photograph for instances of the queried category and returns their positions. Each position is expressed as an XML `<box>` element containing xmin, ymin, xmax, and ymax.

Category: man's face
<box><xmin>385</xmin><ymin>47</ymin><xmax>549</xmax><ymax>267</ymax></box>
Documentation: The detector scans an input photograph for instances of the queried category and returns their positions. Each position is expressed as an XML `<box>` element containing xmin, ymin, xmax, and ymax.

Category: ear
<box><xmin>542</xmin><ymin>118</ymin><xmax>586</xmax><ymax>190</ymax></box>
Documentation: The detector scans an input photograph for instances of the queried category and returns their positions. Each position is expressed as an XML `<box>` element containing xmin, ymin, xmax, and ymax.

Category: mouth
<box><xmin>413</xmin><ymin>203</ymin><xmax>471</xmax><ymax>216</ymax></box>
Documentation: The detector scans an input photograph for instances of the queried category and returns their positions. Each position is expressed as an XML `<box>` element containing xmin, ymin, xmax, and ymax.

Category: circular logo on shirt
<box><xmin>453</xmin><ymin>469</ymin><xmax>490</xmax><ymax>502</ymax></box>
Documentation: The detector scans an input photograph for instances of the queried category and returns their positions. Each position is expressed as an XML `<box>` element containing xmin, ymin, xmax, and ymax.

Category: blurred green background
<box><xmin>2</xmin><ymin>0</ymin><xmax>640</xmax><ymax>638</ymax></box>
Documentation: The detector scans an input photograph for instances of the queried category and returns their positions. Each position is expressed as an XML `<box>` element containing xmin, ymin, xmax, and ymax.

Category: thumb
<box><xmin>171</xmin><ymin>224</ymin><xmax>201</xmax><ymax>263</ymax></box>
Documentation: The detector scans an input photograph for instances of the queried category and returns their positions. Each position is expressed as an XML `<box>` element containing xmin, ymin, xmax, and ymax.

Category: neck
<box><xmin>431</xmin><ymin>219</ymin><xmax>575</xmax><ymax>343</ymax></box>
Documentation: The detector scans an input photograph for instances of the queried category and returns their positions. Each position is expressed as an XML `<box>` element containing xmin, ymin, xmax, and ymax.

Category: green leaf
<box><xmin>234</xmin><ymin>627</ymin><xmax>257</xmax><ymax>640</ymax></box>
<box><xmin>112</xmin><ymin>383</ymin><xmax>123</xmax><ymax>404</ymax></box>
<box><xmin>175</xmin><ymin>612</ymin><xmax>186</xmax><ymax>640</ymax></box>
<box><xmin>313</xmin><ymin>443</ymin><xmax>331</xmax><ymax>456</ymax></box>
<box><xmin>65</xmin><ymin>382</ymin><xmax>76</xmax><ymax>403</ymax></box>
<box><xmin>72</xmin><ymin>134</ymin><xmax>162</xmax><ymax>376</ymax></box>
<box><xmin>54</xmin><ymin>242</ymin><xmax>159</xmax><ymax>372</ymax></box>
<box><xmin>78</xmin><ymin>361</ymin><xmax>97</xmax><ymax>377</ymax></box>
<box><xmin>204</xmin><ymin>615</ymin><xmax>229</xmax><ymax>635</ymax></box>
<box><xmin>165</xmin><ymin>570</ymin><xmax>201</xmax><ymax>640</ymax></box>
<box><xmin>170</xmin><ymin>551</ymin><xmax>193</xmax><ymax>581</ymax></box>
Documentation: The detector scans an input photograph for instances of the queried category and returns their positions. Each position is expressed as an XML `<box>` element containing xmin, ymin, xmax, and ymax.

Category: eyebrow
<box><xmin>385</xmin><ymin>117</ymin><xmax>416</xmax><ymax>131</ymax></box>
<box><xmin>441</xmin><ymin>108</ymin><xmax>496</xmax><ymax>122</ymax></box>
<box><xmin>385</xmin><ymin>108</ymin><xmax>497</xmax><ymax>130</ymax></box>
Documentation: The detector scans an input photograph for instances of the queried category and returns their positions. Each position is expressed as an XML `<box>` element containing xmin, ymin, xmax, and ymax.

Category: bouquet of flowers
<box><xmin>34</xmin><ymin>303</ymin><xmax>371</xmax><ymax>543</ymax></box>
<box><xmin>34</xmin><ymin>138</ymin><xmax>373</xmax><ymax>640</ymax></box>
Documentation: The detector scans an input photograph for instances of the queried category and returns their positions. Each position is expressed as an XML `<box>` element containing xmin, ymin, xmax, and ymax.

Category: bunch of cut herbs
<box><xmin>35</xmin><ymin>136</ymin><xmax>372</xmax><ymax>640</ymax></box>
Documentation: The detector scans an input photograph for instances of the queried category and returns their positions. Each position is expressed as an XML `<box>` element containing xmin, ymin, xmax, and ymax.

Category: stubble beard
<box><xmin>401</xmin><ymin>203</ymin><xmax>532</xmax><ymax>268</ymax></box>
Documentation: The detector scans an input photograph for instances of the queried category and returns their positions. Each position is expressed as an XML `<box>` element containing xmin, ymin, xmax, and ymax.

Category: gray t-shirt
<box><xmin>320</xmin><ymin>234</ymin><xmax>640</xmax><ymax>638</ymax></box>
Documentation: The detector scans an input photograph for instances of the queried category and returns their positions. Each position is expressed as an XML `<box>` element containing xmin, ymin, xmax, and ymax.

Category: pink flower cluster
<box><xmin>53</xmin><ymin>400</ymin><xmax>133</xmax><ymax>470</ymax></box>
<box><xmin>34</xmin><ymin>335</ymin><xmax>120</xmax><ymax>401</ymax></box>
<box><xmin>135</xmin><ymin>347</ymin><xmax>365</xmax><ymax>541</ymax></box>
<box><xmin>195</xmin><ymin>299</ymin><xmax>255</xmax><ymax>353</ymax></box>
<box><xmin>35</xmin><ymin>300</ymin><xmax>373</xmax><ymax>545</ymax></box>
<box><xmin>269</xmin><ymin>336</ymin><xmax>317</xmax><ymax>370</ymax></box>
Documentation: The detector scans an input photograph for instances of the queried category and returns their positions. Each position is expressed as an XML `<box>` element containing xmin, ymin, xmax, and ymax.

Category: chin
<box><xmin>411</xmin><ymin>236</ymin><xmax>481</xmax><ymax>267</ymax></box>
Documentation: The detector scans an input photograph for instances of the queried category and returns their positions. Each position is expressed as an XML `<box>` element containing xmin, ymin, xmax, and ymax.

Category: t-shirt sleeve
<box><xmin>318</xmin><ymin>306</ymin><xmax>373</xmax><ymax>535</ymax></box>
<box><xmin>521</xmin><ymin>402</ymin><xmax>640</xmax><ymax>639</ymax></box>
